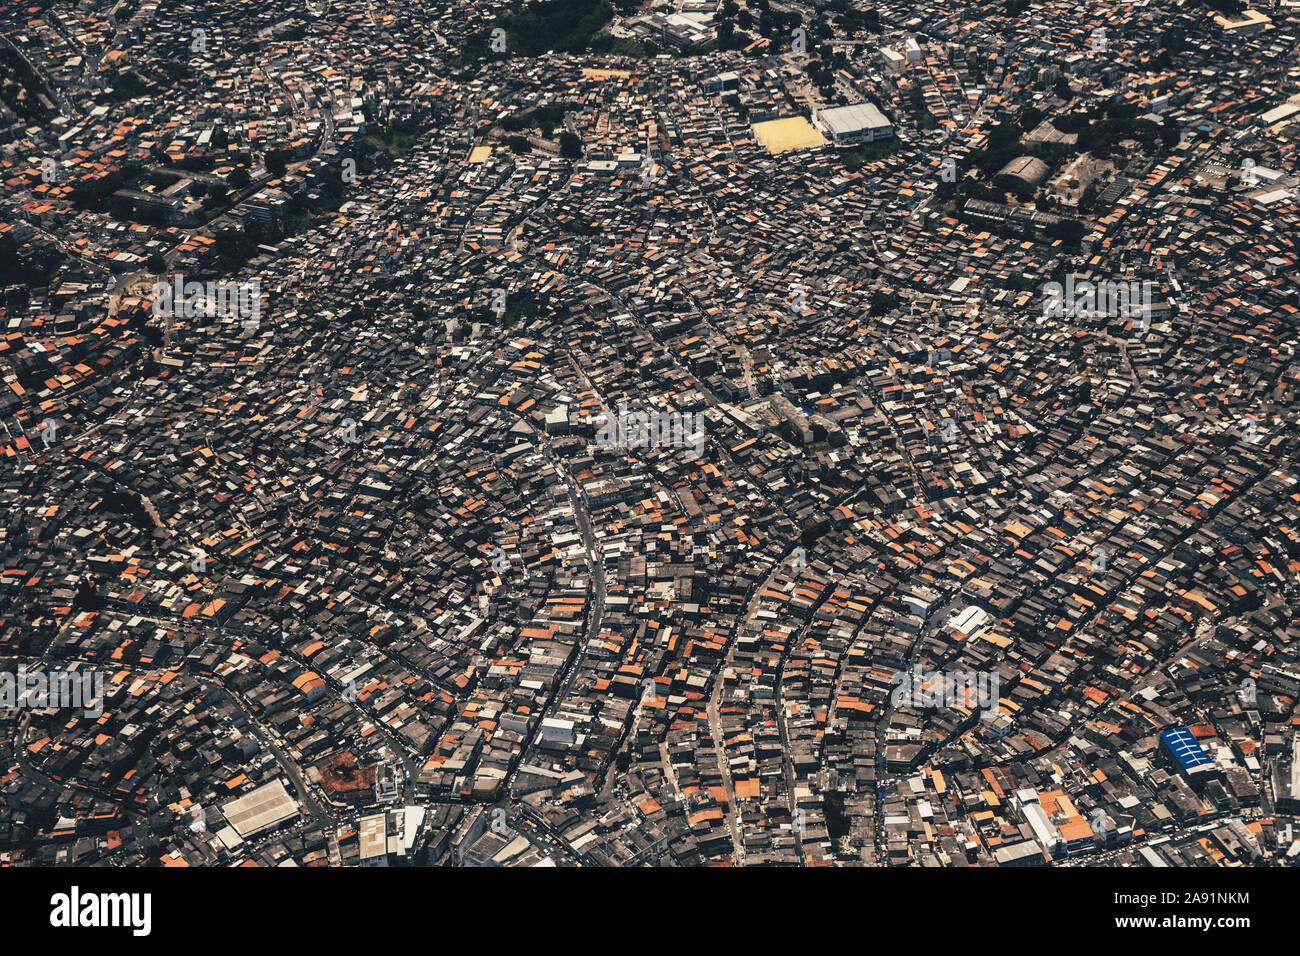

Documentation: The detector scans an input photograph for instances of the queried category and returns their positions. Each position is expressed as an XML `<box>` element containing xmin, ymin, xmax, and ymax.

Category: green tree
<box><xmin>1047</xmin><ymin>218</ymin><xmax>1085</xmax><ymax>244</ymax></box>
<box><xmin>266</xmin><ymin>148</ymin><xmax>290</xmax><ymax>177</ymax></box>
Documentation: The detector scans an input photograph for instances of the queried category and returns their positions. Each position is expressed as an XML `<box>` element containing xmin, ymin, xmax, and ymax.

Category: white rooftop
<box><xmin>222</xmin><ymin>779</ymin><xmax>299</xmax><ymax>839</ymax></box>
<box><xmin>816</xmin><ymin>102</ymin><xmax>891</xmax><ymax>135</ymax></box>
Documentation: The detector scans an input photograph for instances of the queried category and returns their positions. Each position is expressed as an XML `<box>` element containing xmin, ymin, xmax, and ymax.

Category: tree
<box><xmin>869</xmin><ymin>289</ymin><xmax>899</xmax><ymax>316</ymax></box>
<box><xmin>109</xmin><ymin>195</ymin><xmax>133</xmax><ymax>221</ymax></box>
<box><xmin>1047</xmin><ymin>218</ymin><xmax>1085</xmax><ymax>244</ymax></box>
<box><xmin>1159</xmin><ymin>120</ymin><xmax>1180</xmax><ymax>149</ymax></box>
<box><xmin>266</xmin><ymin>148</ymin><xmax>290</xmax><ymax>177</ymax></box>
<box><xmin>559</xmin><ymin>131</ymin><xmax>582</xmax><ymax>159</ymax></box>
<box><xmin>1079</xmin><ymin>181</ymin><xmax>1101</xmax><ymax>213</ymax></box>
<box><xmin>203</xmin><ymin>183</ymin><xmax>228</xmax><ymax>206</ymax></box>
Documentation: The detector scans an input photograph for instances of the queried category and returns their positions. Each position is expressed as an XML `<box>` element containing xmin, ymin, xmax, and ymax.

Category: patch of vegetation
<box><xmin>909</xmin><ymin>84</ymin><xmax>938</xmax><ymax>131</ymax></box>
<box><xmin>1052</xmin><ymin>106</ymin><xmax>1179</xmax><ymax>158</ymax></box>
<box><xmin>501</xmin><ymin>102</ymin><xmax>577</xmax><ymax>135</ymax></box>
<box><xmin>714</xmin><ymin>1</ymin><xmax>753</xmax><ymax>50</ymax></box>
<box><xmin>1192</xmin><ymin>0</ymin><xmax>1244</xmax><ymax>14</ymax></box>
<box><xmin>265</xmin><ymin>146</ymin><xmax>292</xmax><ymax>178</ymax></box>
<box><xmin>776</xmin><ymin>420</ymin><xmax>802</xmax><ymax>446</ymax></box>
<box><xmin>0</xmin><ymin>47</ymin><xmax>55</xmax><ymax>120</ymax></box>
<box><xmin>146</xmin><ymin>169</ymin><xmax>181</xmax><ymax>187</ymax></box>
<box><xmin>454</xmin><ymin>0</ymin><xmax>618</xmax><ymax>63</ymax></box>
<box><xmin>837</xmin><ymin>136</ymin><xmax>904</xmax><ymax>172</ymax></box>
<box><xmin>501</xmin><ymin>288</ymin><xmax>544</xmax><ymax>326</ymax></box>
<box><xmin>281</xmin><ymin>209</ymin><xmax>313</xmax><ymax>237</ymax></box>
<box><xmin>834</xmin><ymin>7</ymin><xmax>880</xmax><ymax>34</ymax></box>
<box><xmin>593</xmin><ymin>33</ymin><xmax>659</xmax><ymax>56</ymax></box>
<box><xmin>959</xmin><ymin>120</ymin><xmax>1024</xmax><ymax>182</ymax></box>
<box><xmin>993</xmin><ymin>173</ymin><xmax>1035</xmax><ymax>203</ymax></box>
<box><xmin>931</xmin><ymin>199</ymin><xmax>959</xmax><ymax>220</ymax></box>
<box><xmin>70</xmin><ymin>168</ymin><xmax>126</xmax><ymax>210</ymax></box>
<box><xmin>1046</xmin><ymin>217</ymin><xmax>1086</xmax><ymax>244</ymax></box>
<box><xmin>1078</xmin><ymin>179</ymin><xmax>1102</xmax><ymax>214</ymax></box>
<box><xmin>1154</xmin><ymin>26</ymin><xmax>1189</xmax><ymax>69</ymax></box>
<box><xmin>101</xmin><ymin>61</ymin><xmax>151</xmax><ymax>100</ymax></box>
<box><xmin>869</xmin><ymin>289</ymin><xmax>900</xmax><ymax>316</ymax></box>
<box><xmin>559</xmin><ymin>218</ymin><xmax>598</xmax><ymax>236</ymax></box>
<box><xmin>823</xmin><ymin>792</ymin><xmax>850</xmax><ymax>856</ymax></box>
<box><xmin>359</xmin><ymin>117</ymin><xmax>429</xmax><ymax>173</ymax></box>
<box><xmin>1019</xmin><ymin>106</ymin><xmax>1044</xmax><ymax>131</ymax></box>
<box><xmin>158</xmin><ymin>59</ymin><xmax>192</xmax><ymax>81</ymax></box>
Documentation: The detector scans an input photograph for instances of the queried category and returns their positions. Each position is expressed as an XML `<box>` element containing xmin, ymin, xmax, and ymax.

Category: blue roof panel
<box><xmin>1160</xmin><ymin>728</ymin><xmax>1213</xmax><ymax>770</ymax></box>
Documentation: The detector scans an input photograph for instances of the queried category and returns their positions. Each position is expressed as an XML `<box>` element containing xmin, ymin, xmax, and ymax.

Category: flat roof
<box><xmin>1259</xmin><ymin>103</ymin><xmax>1300</xmax><ymax>124</ymax></box>
<box><xmin>1290</xmin><ymin>734</ymin><xmax>1300</xmax><ymax>799</ymax></box>
<box><xmin>359</xmin><ymin>812</ymin><xmax>388</xmax><ymax>860</ymax></box>
<box><xmin>1214</xmin><ymin>8</ymin><xmax>1270</xmax><ymax>28</ymax></box>
<box><xmin>222</xmin><ymin>779</ymin><xmax>299</xmax><ymax>838</ymax></box>
<box><xmin>1252</xmin><ymin>188</ymin><xmax>1293</xmax><ymax>204</ymax></box>
<box><xmin>816</xmin><ymin>102</ymin><xmax>891</xmax><ymax>135</ymax></box>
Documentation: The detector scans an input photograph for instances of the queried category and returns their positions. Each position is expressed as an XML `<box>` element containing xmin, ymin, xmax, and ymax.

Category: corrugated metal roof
<box><xmin>1160</xmin><ymin>728</ymin><xmax>1213</xmax><ymax>770</ymax></box>
<box><xmin>816</xmin><ymin>103</ymin><xmax>891</xmax><ymax>136</ymax></box>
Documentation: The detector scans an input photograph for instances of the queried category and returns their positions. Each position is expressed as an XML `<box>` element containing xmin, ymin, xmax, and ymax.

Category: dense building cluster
<box><xmin>0</xmin><ymin>0</ymin><xmax>1298</xmax><ymax>867</ymax></box>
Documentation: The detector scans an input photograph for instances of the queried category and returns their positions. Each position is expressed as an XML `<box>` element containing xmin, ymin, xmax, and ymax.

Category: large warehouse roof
<box><xmin>817</xmin><ymin>102</ymin><xmax>891</xmax><ymax>135</ymax></box>
<box><xmin>222</xmin><ymin>780</ymin><xmax>300</xmax><ymax>838</ymax></box>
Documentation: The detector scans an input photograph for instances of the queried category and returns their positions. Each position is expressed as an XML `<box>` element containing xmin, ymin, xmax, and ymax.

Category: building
<box><xmin>111</xmin><ymin>188</ymin><xmax>184</xmax><ymax>222</ymax></box>
<box><xmin>997</xmin><ymin>156</ymin><xmax>1050</xmax><ymax>188</ymax></box>
<box><xmin>1158</xmin><ymin>728</ymin><xmax>1218</xmax><ymax>790</ymax></box>
<box><xmin>539</xmin><ymin>717</ymin><xmax>576</xmax><ymax>745</ymax></box>
<box><xmin>948</xmin><ymin>605</ymin><xmax>991</xmax><ymax>640</ymax></box>
<box><xmin>637</xmin><ymin>12</ymin><xmax>714</xmax><ymax>49</ymax></box>
<box><xmin>1213</xmin><ymin>9</ymin><xmax>1271</xmax><ymax>35</ymax></box>
<box><xmin>879</xmin><ymin>47</ymin><xmax>906</xmax><ymax>73</ymax></box>
<box><xmin>220</xmin><ymin>780</ymin><xmax>300</xmax><ymax>840</ymax></box>
<box><xmin>1015</xmin><ymin>788</ymin><xmax>1063</xmax><ymax>859</ymax></box>
<box><xmin>1272</xmin><ymin>734</ymin><xmax>1300</xmax><ymax>814</ymax></box>
<box><xmin>813</xmin><ymin>103</ymin><xmax>893</xmax><ymax>146</ymax></box>
<box><xmin>993</xmin><ymin>840</ymin><xmax>1048</xmax><ymax>866</ymax></box>
<box><xmin>1025</xmin><ymin>120</ymin><xmax>1078</xmax><ymax>147</ymax></box>
<box><xmin>359</xmin><ymin>812</ymin><xmax>390</xmax><ymax>866</ymax></box>
<box><xmin>701</xmin><ymin>71</ymin><xmax>740</xmax><ymax>94</ymax></box>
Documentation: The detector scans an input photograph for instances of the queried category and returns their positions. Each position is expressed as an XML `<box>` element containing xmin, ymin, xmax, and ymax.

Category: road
<box><xmin>504</xmin><ymin>443</ymin><xmax>608</xmax><ymax>794</ymax></box>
